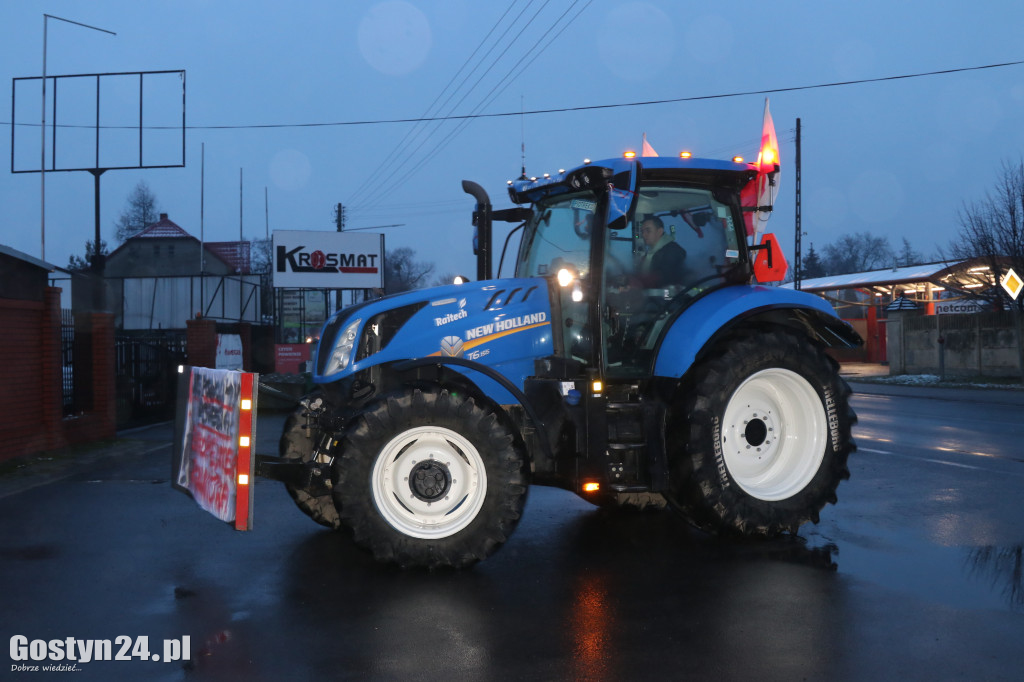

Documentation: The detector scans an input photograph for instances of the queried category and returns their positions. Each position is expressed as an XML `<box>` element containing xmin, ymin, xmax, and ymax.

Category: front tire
<box><xmin>279</xmin><ymin>396</ymin><xmax>341</xmax><ymax>530</ymax></box>
<box><xmin>334</xmin><ymin>388</ymin><xmax>528</xmax><ymax>569</ymax></box>
<box><xmin>667</xmin><ymin>330</ymin><xmax>856</xmax><ymax>537</ymax></box>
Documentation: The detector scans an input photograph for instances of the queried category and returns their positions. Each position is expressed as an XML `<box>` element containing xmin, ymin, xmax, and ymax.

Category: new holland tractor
<box><xmin>273</xmin><ymin>122</ymin><xmax>861</xmax><ymax>569</ymax></box>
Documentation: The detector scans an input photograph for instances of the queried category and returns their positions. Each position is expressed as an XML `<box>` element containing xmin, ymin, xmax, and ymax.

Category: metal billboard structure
<box><xmin>11</xmin><ymin>69</ymin><xmax>186</xmax><ymax>282</ymax></box>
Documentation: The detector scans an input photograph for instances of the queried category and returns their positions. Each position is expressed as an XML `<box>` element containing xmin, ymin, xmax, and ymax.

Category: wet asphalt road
<box><xmin>1</xmin><ymin>383</ymin><xmax>1022</xmax><ymax>681</ymax></box>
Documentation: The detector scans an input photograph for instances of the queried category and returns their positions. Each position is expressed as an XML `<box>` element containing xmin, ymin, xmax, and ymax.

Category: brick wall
<box><xmin>0</xmin><ymin>288</ymin><xmax>116</xmax><ymax>462</ymax></box>
<box><xmin>186</xmin><ymin>318</ymin><xmax>218</xmax><ymax>369</ymax></box>
<box><xmin>0</xmin><ymin>298</ymin><xmax>48</xmax><ymax>457</ymax></box>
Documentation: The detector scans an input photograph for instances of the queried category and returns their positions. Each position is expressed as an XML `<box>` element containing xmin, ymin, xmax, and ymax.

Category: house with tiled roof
<box><xmin>103</xmin><ymin>213</ymin><xmax>262</xmax><ymax>330</ymax></box>
<box><xmin>105</xmin><ymin>213</ymin><xmax>249</xmax><ymax>277</ymax></box>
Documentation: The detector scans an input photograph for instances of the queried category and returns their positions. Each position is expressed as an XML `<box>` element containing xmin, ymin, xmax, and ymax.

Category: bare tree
<box><xmin>114</xmin><ymin>180</ymin><xmax>162</xmax><ymax>242</ymax></box>
<box><xmin>945</xmin><ymin>159</ymin><xmax>1024</xmax><ymax>309</ymax></box>
<box><xmin>433</xmin><ymin>272</ymin><xmax>465</xmax><ymax>287</ymax></box>
<box><xmin>384</xmin><ymin>247</ymin><xmax>435</xmax><ymax>294</ymax></box>
<box><xmin>249</xmin><ymin>237</ymin><xmax>273</xmax><ymax>274</ymax></box>
<box><xmin>821</xmin><ymin>232</ymin><xmax>893</xmax><ymax>275</ymax></box>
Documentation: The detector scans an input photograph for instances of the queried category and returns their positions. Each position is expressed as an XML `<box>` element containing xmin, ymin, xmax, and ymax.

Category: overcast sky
<box><xmin>3</xmin><ymin>0</ymin><xmax>1024</xmax><ymax>281</ymax></box>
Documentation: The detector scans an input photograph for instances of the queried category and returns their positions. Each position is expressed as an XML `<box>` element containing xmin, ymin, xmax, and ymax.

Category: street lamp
<box><xmin>41</xmin><ymin>14</ymin><xmax>116</xmax><ymax>261</ymax></box>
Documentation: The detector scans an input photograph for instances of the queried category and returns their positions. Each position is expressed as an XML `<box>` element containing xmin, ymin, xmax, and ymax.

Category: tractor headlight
<box><xmin>325</xmin><ymin>318</ymin><xmax>362</xmax><ymax>375</ymax></box>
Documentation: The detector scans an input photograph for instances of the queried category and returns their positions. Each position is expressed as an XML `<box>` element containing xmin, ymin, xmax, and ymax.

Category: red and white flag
<box><xmin>743</xmin><ymin>99</ymin><xmax>782</xmax><ymax>238</ymax></box>
<box><xmin>757</xmin><ymin>98</ymin><xmax>780</xmax><ymax>175</ymax></box>
<box><xmin>752</xmin><ymin>98</ymin><xmax>781</xmax><ymax>238</ymax></box>
<box><xmin>642</xmin><ymin>133</ymin><xmax>658</xmax><ymax>157</ymax></box>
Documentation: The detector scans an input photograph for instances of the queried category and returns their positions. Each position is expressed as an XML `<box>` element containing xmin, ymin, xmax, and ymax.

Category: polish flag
<box><xmin>642</xmin><ymin>133</ymin><xmax>658</xmax><ymax>157</ymax></box>
<box><xmin>746</xmin><ymin>98</ymin><xmax>782</xmax><ymax>238</ymax></box>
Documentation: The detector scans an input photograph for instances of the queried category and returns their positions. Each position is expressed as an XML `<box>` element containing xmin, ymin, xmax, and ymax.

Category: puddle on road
<box><xmin>805</xmin><ymin>528</ymin><xmax>1023</xmax><ymax>613</ymax></box>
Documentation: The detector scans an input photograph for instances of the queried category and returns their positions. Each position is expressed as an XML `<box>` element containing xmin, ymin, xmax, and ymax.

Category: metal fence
<box><xmin>115</xmin><ymin>332</ymin><xmax>188</xmax><ymax>428</ymax></box>
<box><xmin>61</xmin><ymin>309</ymin><xmax>75</xmax><ymax>415</ymax></box>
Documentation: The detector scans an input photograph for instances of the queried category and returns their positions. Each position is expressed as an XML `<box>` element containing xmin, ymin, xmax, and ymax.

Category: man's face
<box><xmin>640</xmin><ymin>220</ymin><xmax>663</xmax><ymax>247</ymax></box>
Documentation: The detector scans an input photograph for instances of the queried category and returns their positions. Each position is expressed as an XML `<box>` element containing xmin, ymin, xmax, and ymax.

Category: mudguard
<box><xmin>653</xmin><ymin>285</ymin><xmax>860</xmax><ymax>379</ymax></box>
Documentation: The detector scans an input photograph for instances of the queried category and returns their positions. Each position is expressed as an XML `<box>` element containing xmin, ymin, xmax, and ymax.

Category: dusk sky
<box><xmin>3</xmin><ymin>1</ymin><xmax>1024</xmax><ymax>282</ymax></box>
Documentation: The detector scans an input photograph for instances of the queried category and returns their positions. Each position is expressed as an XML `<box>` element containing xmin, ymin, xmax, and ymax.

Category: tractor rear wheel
<box><xmin>667</xmin><ymin>330</ymin><xmax>856</xmax><ymax>537</ymax></box>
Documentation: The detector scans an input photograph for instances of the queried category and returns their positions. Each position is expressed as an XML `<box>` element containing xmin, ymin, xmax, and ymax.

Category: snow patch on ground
<box><xmin>869</xmin><ymin>374</ymin><xmax>1024</xmax><ymax>390</ymax></box>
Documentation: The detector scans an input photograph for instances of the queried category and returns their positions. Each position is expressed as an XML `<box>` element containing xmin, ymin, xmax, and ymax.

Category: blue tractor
<box><xmin>276</xmin><ymin>144</ymin><xmax>861</xmax><ymax>569</ymax></box>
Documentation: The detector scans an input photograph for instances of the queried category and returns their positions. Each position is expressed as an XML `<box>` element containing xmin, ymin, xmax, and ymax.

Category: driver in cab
<box><xmin>637</xmin><ymin>215</ymin><xmax>686</xmax><ymax>288</ymax></box>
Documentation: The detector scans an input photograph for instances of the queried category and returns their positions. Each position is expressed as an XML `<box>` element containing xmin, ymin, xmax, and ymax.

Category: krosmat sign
<box><xmin>272</xmin><ymin>230</ymin><xmax>384</xmax><ymax>289</ymax></box>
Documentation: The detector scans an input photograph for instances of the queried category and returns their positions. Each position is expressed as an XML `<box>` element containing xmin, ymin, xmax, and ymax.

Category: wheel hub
<box><xmin>409</xmin><ymin>460</ymin><xmax>452</xmax><ymax>502</ymax></box>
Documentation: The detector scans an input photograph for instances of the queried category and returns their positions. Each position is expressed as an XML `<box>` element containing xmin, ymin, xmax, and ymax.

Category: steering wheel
<box><xmin>667</xmin><ymin>273</ymin><xmax>725</xmax><ymax>307</ymax></box>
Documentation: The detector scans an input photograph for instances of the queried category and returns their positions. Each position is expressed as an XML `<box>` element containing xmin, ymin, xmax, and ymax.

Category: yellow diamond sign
<box><xmin>1001</xmin><ymin>268</ymin><xmax>1022</xmax><ymax>300</ymax></box>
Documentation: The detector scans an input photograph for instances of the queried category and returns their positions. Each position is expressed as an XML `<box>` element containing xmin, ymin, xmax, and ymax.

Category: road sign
<box><xmin>1000</xmin><ymin>268</ymin><xmax>1022</xmax><ymax>300</ymax></box>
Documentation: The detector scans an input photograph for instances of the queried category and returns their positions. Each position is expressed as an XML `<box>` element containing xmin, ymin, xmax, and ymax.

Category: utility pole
<box><xmin>334</xmin><ymin>202</ymin><xmax>346</xmax><ymax>310</ymax></box>
<box><xmin>794</xmin><ymin>118</ymin><xmax>802</xmax><ymax>290</ymax></box>
<box><xmin>334</xmin><ymin>202</ymin><xmax>346</xmax><ymax>232</ymax></box>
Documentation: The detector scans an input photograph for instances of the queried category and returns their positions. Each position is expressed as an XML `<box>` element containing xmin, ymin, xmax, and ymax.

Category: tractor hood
<box><xmin>312</xmin><ymin>278</ymin><xmax>554</xmax><ymax>389</ymax></box>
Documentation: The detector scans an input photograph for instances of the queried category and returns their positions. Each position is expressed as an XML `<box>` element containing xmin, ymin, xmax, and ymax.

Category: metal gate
<box><xmin>115</xmin><ymin>333</ymin><xmax>187</xmax><ymax>428</ymax></box>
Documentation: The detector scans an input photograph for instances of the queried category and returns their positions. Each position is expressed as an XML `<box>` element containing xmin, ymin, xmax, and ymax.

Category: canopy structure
<box><xmin>783</xmin><ymin>257</ymin><xmax>1011</xmax><ymax>364</ymax></box>
<box><xmin>785</xmin><ymin>257</ymin><xmax>1010</xmax><ymax>314</ymax></box>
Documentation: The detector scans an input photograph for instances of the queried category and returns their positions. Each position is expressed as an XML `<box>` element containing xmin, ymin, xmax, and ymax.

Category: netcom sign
<box><xmin>272</xmin><ymin>230</ymin><xmax>385</xmax><ymax>289</ymax></box>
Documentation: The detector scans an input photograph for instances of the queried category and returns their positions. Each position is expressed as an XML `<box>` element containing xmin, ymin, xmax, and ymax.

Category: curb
<box><xmin>0</xmin><ymin>438</ymin><xmax>171</xmax><ymax>500</ymax></box>
<box><xmin>846</xmin><ymin>380</ymin><xmax>1024</xmax><ymax>406</ymax></box>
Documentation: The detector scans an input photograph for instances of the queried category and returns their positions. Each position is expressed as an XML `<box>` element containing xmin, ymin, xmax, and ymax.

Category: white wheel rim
<box><xmin>371</xmin><ymin>426</ymin><xmax>487</xmax><ymax>539</ymax></box>
<box><xmin>720</xmin><ymin>368</ymin><xmax>826</xmax><ymax>501</ymax></box>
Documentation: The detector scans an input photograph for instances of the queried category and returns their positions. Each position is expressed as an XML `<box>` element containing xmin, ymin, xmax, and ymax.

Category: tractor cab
<box><xmin>510</xmin><ymin>157</ymin><xmax>755</xmax><ymax>379</ymax></box>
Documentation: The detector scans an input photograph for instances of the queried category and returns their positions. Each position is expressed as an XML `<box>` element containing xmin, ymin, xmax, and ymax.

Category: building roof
<box><xmin>887</xmin><ymin>294</ymin><xmax>920</xmax><ymax>311</ymax></box>
<box><xmin>205</xmin><ymin>241</ymin><xmax>251</xmax><ymax>274</ymax></box>
<box><xmin>132</xmin><ymin>213</ymin><xmax>196</xmax><ymax>240</ymax></box>
<box><xmin>784</xmin><ymin>262</ymin><xmax>953</xmax><ymax>292</ymax></box>
<box><xmin>0</xmin><ymin>243</ymin><xmax>61</xmax><ymax>272</ymax></box>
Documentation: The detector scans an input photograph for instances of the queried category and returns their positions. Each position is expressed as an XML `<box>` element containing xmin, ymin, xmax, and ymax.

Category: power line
<box><xmin>8</xmin><ymin>59</ymin><xmax>1022</xmax><ymax>132</ymax></box>
<box><xmin>349</xmin><ymin>0</ymin><xmax>557</xmax><ymax>211</ymax></box>
<box><xmin>356</xmin><ymin>0</ymin><xmax>589</xmax><ymax>211</ymax></box>
<box><xmin>346</xmin><ymin>1</ymin><xmax>528</xmax><ymax>206</ymax></box>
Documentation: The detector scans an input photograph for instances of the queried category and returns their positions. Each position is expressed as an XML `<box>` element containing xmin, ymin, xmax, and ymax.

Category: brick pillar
<box><xmin>40</xmin><ymin>288</ymin><xmax>63</xmax><ymax>449</ymax></box>
<box><xmin>186</xmin><ymin>318</ymin><xmax>217</xmax><ymax>369</ymax></box>
<box><xmin>238</xmin><ymin>322</ymin><xmax>252</xmax><ymax>371</ymax></box>
<box><xmin>90</xmin><ymin>312</ymin><xmax>116</xmax><ymax>438</ymax></box>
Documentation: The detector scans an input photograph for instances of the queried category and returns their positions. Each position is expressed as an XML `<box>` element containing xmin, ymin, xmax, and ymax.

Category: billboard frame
<box><xmin>11</xmin><ymin>69</ymin><xmax>186</xmax><ymax>174</ymax></box>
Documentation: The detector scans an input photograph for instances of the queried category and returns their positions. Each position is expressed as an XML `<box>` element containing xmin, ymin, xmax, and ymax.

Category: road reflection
<box><xmin>267</xmin><ymin>498</ymin><xmax>847</xmax><ymax>680</ymax></box>
<box><xmin>966</xmin><ymin>544</ymin><xmax>1024</xmax><ymax>611</ymax></box>
<box><xmin>569</xmin><ymin>570</ymin><xmax>613</xmax><ymax>681</ymax></box>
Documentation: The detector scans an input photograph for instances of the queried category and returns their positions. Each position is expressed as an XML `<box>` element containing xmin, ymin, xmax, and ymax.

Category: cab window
<box><xmin>602</xmin><ymin>185</ymin><xmax>741</xmax><ymax>376</ymax></box>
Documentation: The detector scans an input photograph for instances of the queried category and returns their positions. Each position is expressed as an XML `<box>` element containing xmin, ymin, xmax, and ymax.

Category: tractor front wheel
<box><xmin>333</xmin><ymin>388</ymin><xmax>528</xmax><ymax>569</ymax></box>
<box><xmin>279</xmin><ymin>396</ymin><xmax>341</xmax><ymax>530</ymax></box>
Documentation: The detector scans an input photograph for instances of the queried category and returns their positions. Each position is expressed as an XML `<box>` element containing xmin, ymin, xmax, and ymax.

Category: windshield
<box><xmin>515</xmin><ymin>191</ymin><xmax>598</xmax><ymax>279</ymax></box>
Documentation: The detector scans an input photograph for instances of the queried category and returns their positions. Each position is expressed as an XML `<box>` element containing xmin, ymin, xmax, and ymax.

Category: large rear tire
<box><xmin>333</xmin><ymin>388</ymin><xmax>528</xmax><ymax>569</ymax></box>
<box><xmin>667</xmin><ymin>330</ymin><xmax>856</xmax><ymax>537</ymax></box>
<box><xmin>279</xmin><ymin>396</ymin><xmax>341</xmax><ymax>530</ymax></box>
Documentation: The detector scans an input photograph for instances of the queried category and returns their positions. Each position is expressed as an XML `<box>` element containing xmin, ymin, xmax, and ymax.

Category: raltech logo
<box><xmin>277</xmin><ymin>245</ymin><xmax>380</xmax><ymax>274</ymax></box>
